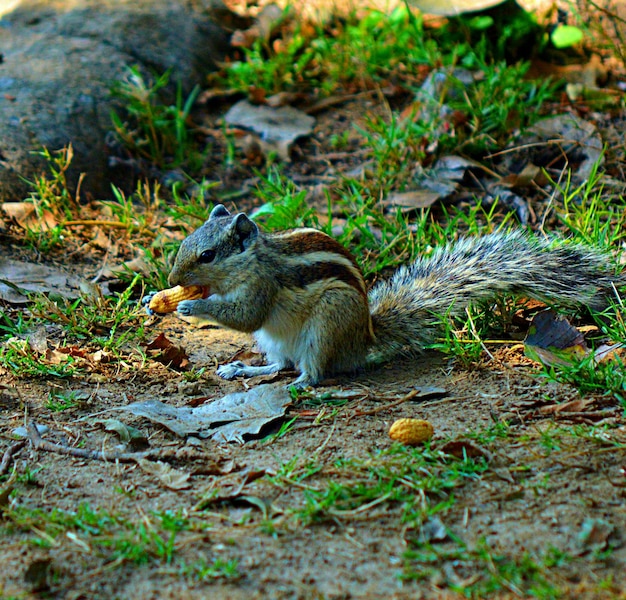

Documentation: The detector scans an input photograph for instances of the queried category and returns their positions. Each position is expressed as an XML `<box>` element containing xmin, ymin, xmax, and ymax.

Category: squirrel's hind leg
<box><xmin>216</xmin><ymin>331</ymin><xmax>292</xmax><ymax>381</ymax></box>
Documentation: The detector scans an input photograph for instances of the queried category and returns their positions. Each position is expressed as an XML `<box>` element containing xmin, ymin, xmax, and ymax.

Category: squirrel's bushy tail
<box><xmin>367</xmin><ymin>231</ymin><xmax>623</xmax><ymax>364</ymax></box>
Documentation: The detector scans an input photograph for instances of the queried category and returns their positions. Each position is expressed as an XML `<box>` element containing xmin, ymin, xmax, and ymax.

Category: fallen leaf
<box><xmin>414</xmin><ymin>515</ymin><xmax>449</xmax><ymax>544</ymax></box>
<box><xmin>26</xmin><ymin>328</ymin><xmax>48</xmax><ymax>354</ymax></box>
<box><xmin>412</xmin><ymin>155</ymin><xmax>482</xmax><ymax>200</ymax></box>
<box><xmin>576</xmin><ymin>518</ymin><xmax>617</xmax><ymax>554</ymax></box>
<box><xmin>498</xmin><ymin>163</ymin><xmax>541</xmax><ymax>188</ymax></box>
<box><xmin>0</xmin><ymin>258</ymin><xmax>87</xmax><ymax>303</ymax></box>
<box><xmin>230</xmin><ymin>3</ymin><xmax>285</xmax><ymax>48</ymax></box>
<box><xmin>525</xmin><ymin>113</ymin><xmax>603</xmax><ymax>182</ymax></box>
<box><xmin>99</xmin><ymin>256</ymin><xmax>152</xmax><ymax>279</ymax></box>
<box><xmin>101</xmin><ymin>419</ymin><xmax>149</xmax><ymax>449</ymax></box>
<box><xmin>146</xmin><ymin>333</ymin><xmax>190</xmax><ymax>371</ymax></box>
<box><xmin>385</xmin><ymin>190</ymin><xmax>441</xmax><ymax>211</ymax></box>
<box><xmin>224</xmin><ymin>100</ymin><xmax>315</xmax><ymax>161</ymax></box>
<box><xmin>119</xmin><ymin>384</ymin><xmax>292</xmax><ymax>442</ymax></box>
<box><xmin>524</xmin><ymin>310</ymin><xmax>588</xmax><ymax>367</ymax></box>
<box><xmin>195</xmin><ymin>468</ymin><xmax>268</xmax><ymax>509</ymax></box>
<box><xmin>137</xmin><ymin>459</ymin><xmax>192</xmax><ymax>490</ymax></box>
<box><xmin>1</xmin><ymin>202</ymin><xmax>58</xmax><ymax>231</ymax></box>
<box><xmin>594</xmin><ymin>343</ymin><xmax>625</xmax><ymax>364</ymax></box>
<box><xmin>408</xmin><ymin>0</ymin><xmax>505</xmax><ymax>16</ymax></box>
<box><xmin>540</xmin><ymin>398</ymin><xmax>594</xmax><ymax>415</ymax></box>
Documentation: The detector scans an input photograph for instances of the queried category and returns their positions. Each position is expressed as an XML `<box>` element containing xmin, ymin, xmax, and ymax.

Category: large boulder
<box><xmin>0</xmin><ymin>0</ymin><xmax>237</xmax><ymax>201</ymax></box>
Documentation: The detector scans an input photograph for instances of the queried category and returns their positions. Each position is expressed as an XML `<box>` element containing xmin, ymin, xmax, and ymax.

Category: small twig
<box><xmin>26</xmin><ymin>422</ymin><xmax>168</xmax><ymax>463</ymax></box>
<box><xmin>0</xmin><ymin>440</ymin><xmax>26</xmax><ymax>477</ymax></box>
<box><xmin>350</xmin><ymin>389</ymin><xmax>421</xmax><ymax>419</ymax></box>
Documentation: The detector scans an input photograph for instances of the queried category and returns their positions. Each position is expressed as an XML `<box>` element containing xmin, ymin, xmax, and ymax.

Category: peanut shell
<box><xmin>389</xmin><ymin>418</ymin><xmax>434</xmax><ymax>445</ymax></box>
<box><xmin>147</xmin><ymin>285</ymin><xmax>207</xmax><ymax>314</ymax></box>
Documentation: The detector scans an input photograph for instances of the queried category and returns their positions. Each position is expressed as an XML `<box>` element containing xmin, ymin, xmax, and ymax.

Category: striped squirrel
<box><xmin>165</xmin><ymin>204</ymin><xmax>623</xmax><ymax>387</ymax></box>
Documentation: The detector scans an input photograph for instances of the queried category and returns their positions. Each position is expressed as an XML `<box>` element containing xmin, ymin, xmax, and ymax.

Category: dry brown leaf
<box><xmin>524</xmin><ymin>310</ymin><xmax>588</xmax><ymax>367</ymax></box>
<box><xmin>1</xmin><ymin>202</ymin><xmax>58</xmax><ymax>231</ymax></box>
<box><xmin>540</xmin><ymin>398</ymin><xmax>594</xmax><ymax>415</ymax></box>
<box><xmin>120</xmin><ymin>384</ymin><xmax>291</xmax><ymax>443</ymax></box>
<box><xmin>146</xmin><ymin>333</ymin><xmax>190</xmax><ymax>370</ymax></box>
<box><xmin>137</xmin><ymin>459</ymin><xmax>191</xmax><ymax>490</ymax></box>
<box><xmin>385</xmin><ymin>190</ymin><xmax>441</xmax><ymax>211</ymax></box>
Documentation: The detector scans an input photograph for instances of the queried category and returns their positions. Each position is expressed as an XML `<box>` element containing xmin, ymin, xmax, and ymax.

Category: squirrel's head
<box><xmin>168</xmin><ymin>204</ymin><xmax>259</xmax><ymax>292</ymax></box>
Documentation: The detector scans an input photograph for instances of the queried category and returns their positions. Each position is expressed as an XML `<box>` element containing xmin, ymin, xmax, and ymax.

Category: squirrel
<box><xmin>163</xmin><ymin>204</ymin><xmax>623</xmax><ymax>387</ymax></box>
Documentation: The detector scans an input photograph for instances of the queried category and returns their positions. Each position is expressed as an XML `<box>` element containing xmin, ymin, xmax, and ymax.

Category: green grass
<box><xmin>29</xmin><ymin>276</ymin><xmax>145</xmax><ymax>352</ymax></box>
<box><xmin>110</xmin><ymin>67</ymin><xmax>203</xmax><ymax>171</ymax></box>
<box><xmin>262</xmin><ymin>443</ymin><xmax>489</xmax><ymax>527</ymax></box>
<box><xmin>403</xmin><ymin>538</ymin><xmax>565</xmax><ymax>599</ymax></box>
<box><xmin>5</xmin><ymin>503</ymin><xmax>192</xmax><ymax>566</ymax></box>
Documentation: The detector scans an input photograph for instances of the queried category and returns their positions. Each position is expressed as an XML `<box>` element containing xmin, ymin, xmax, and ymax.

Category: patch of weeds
<box><xmin>110</xmin><ymin>67</ymin><xmax>203</xmax><ymax>171</ymax></box>
<box><xmin>178</xmin><ymin>557</ymin><xmax>240</xmax><ymax>581</ymax></box>
<box><xmin>44</xmin><ymin>389</ymin><xmax>89</xmax><ymax>412</ymax></box>
<box><xmin>269</xmin><ymin>443</ymin><xmax>488</xmax><ymax>528</ymax></box>
<box><xmin>555</xmin><ymin>161</ymin><xmax>626</xmax><ymax>251</ymax></box>
<box><xmin>250</xmin><ymin>168</ymin><xmax>319</xmax><ymax>230</ymax></box>
<box><xmin>30</xmin><ymin>275</ymin><xmax>146</xmax><ymax>353</ymax></box>
<box><xmin>99</xmin><ymin>182</ymin><xmax>161</xmax><ymax>238</ymax></box>
<box><xmin>6</xmin><ymin>504</ymin><xmax>190</xmax><ymax>566</ymax></box>
<box><xmin>0</xmin><ymin>341</ymin><xmax>79</xmax><ymax>378</ymax></box>
<box><xmin>266</xmin><ymin>454</ymin><xmax>323</xmax><ymax>486</ymax></box>
<box><xmin>403</xmin><ymin>538</ymin><xmax>564</xmax><ymax>598</ymax></box>
<box><xmin>164</xmin><ymin>178</ymin><xmax>218</xmax><ymax>224</ymax></box>
<box><xmin>215</xmin><ymin>6</ymin><xmax>436</xmax><ymax>97</ymax></box>
<box><xmin>264</xmin><ymin>416</ymin><xmax>298</xmax><ymax>444</ymax></box>
<box><xmin>537</xmin><ymin>352</ymin><xmax>626</xmax><ymax>407</ymax></box>
<box><xmin>16</xmin><ymin>466</ymin><xmax>44</xmax><ymax>486</ymax></box>
<box><xmin>0</xmin><ymin>311</ymin><xmax>31</xmax><ymax>337</ymax></box>
<box><xmin>181</xmin><ymin>367</ymin><xmax>207</xmax><ymax>382</ymax></box>
<box><xmin>26</xmin><ymin>145</ymin><xmax>81</xmax><ymax>220</ymax></box>
<box><xmin>429</xmin><ymin>293</ymin><xmax>532</xmax><ymax>368</ymax></box>
<box><xmin>464</xmin><ymin>421</ymin><xmax>511</xmax><ymax>445</ymax></box>
<box><xmin>354</xmin><ymin>113</ymin><xmax>430</xmax><ymax>195</ymax></box>
<box><xmin>22</xmin><ymin>145</ymin><xmax>80</xmax><ymax>252</ymax></box>
<box><xmin>446</xmin><ymin>56</ymin><xmax>555</xmax><ymax>154</ymax></box>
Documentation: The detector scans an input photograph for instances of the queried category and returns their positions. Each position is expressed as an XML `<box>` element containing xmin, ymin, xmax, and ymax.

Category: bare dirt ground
<box><xmin>1</xmin><ymin>313</ymin><xmax>626</xmax><ymax>599</ymax></box>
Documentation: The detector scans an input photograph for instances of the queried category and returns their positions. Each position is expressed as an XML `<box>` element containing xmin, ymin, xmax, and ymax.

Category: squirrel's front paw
<box><xmin>142</xmin><ymin>291</ymin><xmax>158</xmax><ymax>315</ymax></box>
<box><xmin>216</xmin><ymin>361</ymin><xmax>247</xmax><ymax>380</ymax></box>
<box><xmin>177</xmin><ymin>299</ymin><xmax>201</xmax><ymax>317</ymax></box>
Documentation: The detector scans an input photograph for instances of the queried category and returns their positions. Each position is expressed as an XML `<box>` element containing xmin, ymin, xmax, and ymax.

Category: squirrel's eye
<box><xmin>198</xmin><ymin>249</ymin><xmax>216</xmax><ymax>264</ymax></box>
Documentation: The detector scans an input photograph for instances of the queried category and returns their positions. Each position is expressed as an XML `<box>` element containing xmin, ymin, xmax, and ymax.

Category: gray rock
<box><xmin>0</xmin><ymin>0</ymin><xmax>236</xmax><ymax>201</ymax></box>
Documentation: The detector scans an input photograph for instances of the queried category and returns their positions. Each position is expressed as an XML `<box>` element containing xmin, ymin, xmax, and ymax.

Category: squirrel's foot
<box><xmin>290</xmin><ymin>372</ymin><xmax>318</xmax><ymax>390</ymax></box>
<box><xmin>217</xmin><ymin>361</ymin><xmax>282</xmax><ymax>380</ymax></box>
<box><xmin>177</xmin><ymin>298</ymin><xmax>206</xmax><ymax>317</ymax></box>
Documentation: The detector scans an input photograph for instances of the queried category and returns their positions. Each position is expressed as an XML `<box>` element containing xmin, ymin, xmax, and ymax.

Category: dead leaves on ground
<box><xmin>119</xmin><ymin>383</ymin><xmax>292</xmax><ymax>443</ymax></box>
<box><xmin>524</xmin><ymin>309</ymin><xmax>625</xmax><ymax>370</ymax></box>
<box><xmin>145</xmin><ymin>333</ymin><xmax>190</xmax><ymax>371</ymax></box>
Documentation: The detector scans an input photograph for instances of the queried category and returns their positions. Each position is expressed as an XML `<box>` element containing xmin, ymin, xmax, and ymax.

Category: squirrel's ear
<box><xmin>232</xmin><ymin>213</ymin><xmax>258</xmax><ymax>250</ymax></box>
<box><xmin>207</xmin><ymin>204</ymin><xmax>230</xmax><ymax>222</ymax></box>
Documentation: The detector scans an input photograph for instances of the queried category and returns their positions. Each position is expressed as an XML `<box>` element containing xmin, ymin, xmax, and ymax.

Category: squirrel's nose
<box><xmin>167</xmin><ymin>269</ymin><xmax>180</xmax><ymax>287</ymax></box>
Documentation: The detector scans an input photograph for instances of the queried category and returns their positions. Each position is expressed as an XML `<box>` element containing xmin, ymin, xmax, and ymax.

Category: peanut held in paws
<box><xmin>147</xmin><ymin>285</ymin><xmax>209</xmax><ymax>314</ymax></box>
<box><xmin>389</xmin><ymin>418</ymin><xmax>434</xmax><ymax>445</ymax></box>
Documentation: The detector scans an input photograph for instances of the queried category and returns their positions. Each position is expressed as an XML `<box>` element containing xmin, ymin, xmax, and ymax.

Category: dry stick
<box><xmin>26</xmin><ymin>422</ymin><xmax>168</xmax><ymax>463</ymax></box>
<box><xmin>0</xmin><ymin>440</ymin><xmax>26</xmax><ymax>477</ymax></box>
<box><xmin>350</xmin><ymin>389</ymin><xmax>421</xmax><ymax>419</ymax></box>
